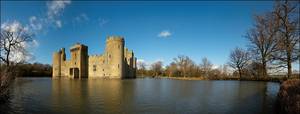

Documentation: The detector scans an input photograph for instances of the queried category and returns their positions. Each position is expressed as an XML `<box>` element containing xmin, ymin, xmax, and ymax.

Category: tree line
<box><xmin>138</xmin><ymin>0</ymin><xmax>299</xmax><ymax>80</ymax></box>
<box><xmin>137</xmin><ymin>56</ymin><xmax>232</xmax><ymax>80</ymax></box>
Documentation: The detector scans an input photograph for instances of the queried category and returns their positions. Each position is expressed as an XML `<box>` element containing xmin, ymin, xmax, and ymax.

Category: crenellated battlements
<box><xmin>89</xmin><ymin>54</ymin><xmax>103</xmax><ymax>58</ymax></box>
<box><xmin>106</xmin><ymin>36</ymin><xmax>124</xmax><ymax>43</ymax></box>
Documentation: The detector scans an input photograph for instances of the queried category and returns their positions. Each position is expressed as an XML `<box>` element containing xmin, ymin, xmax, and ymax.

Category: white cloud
<box><xmin>1</xmin><ymin>21</ymin><xmax>22</xmax><ymax>33</ymax></box>
<box><xmin>137</xmin><ymin>59</ymin><xmax>151</xmax><ymax>70</ymax></box>
<box><xmin>158</xmin><ymin>30</ymin><xmax>172</xmax><ymax>38</ymax></box>
<box><xmin>29</xmin><ymin>16</ymin><xmax>43</xmax><ymax>31</ymax></box>
<box><xmin>137</xmin><ymin>59</ymin><xmax>145</xmax><ymax>63</ymax></box>
<box><xmin>46</xmin><ymin>0</ymin><xmax>71</xmax><ymax>28</ymax></box>
<box><xmin>1</xmin><ymin>21</ymin><xmax>31</xmax><ymax>36</ymax></box>
<box><xmin>47</xmin><ymin>0</ymin><xmax>71</xmax><ymax>19</ymax></box>
<box><xmin>55</xmin><ymin>20</ymin><xmax>62</xmax><ymax>28</ymax></box>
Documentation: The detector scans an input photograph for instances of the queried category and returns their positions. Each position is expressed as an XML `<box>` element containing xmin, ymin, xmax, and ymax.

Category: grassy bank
<box><xmin>277</xmin><ymin>79</ymin><xmax>300</xmax><ymax>114</ymax></box>
<box><xmin>142</xmin><ymin>76</ymin><xmax>290</xmax><ymax>82</ymax></box>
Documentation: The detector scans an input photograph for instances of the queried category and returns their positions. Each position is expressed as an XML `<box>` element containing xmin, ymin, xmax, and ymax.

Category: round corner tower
<box><xmin>105</xmin><ymin>36</ymin><xmax>124</xmax><ymax>78</ymax></box>
<box><xmin>52</xmin><ymin>51</ymin><xmax>61</xmax><ymax>77</ymax></box>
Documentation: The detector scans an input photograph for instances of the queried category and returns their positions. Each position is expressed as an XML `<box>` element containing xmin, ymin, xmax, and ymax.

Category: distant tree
<box><xmin>173</xmin><ymin>55</ymin><xmax>194</xmax><ymax>77</ymax></box>
<box><xmin>199</xmin><ymin>57</ymin><xmax>213</xmax><ymax>77</ymax></box>
<box><xmin>273</xmin><ymin>0</ymin><xmax>300</xmax><ymax>78</ymax></box>
<box><xmin>246</xmin><ymin>61</ymin><xmax>264</xmax><ymax>79</ymax></box>
<box><xmin>246</xmin><ymin>11</ymin><xmax>280</xmax><ymax>78</ymax></box>
<box><xmin>137</xmin><ymin>61</ymin><xmax>147</xmax><ymax>76</ymax></box>
<box><xmin>165</xmin><ymin>62</ymin><xmax>179</xmax><ymax>77</ymax></box>
<box><xmin>150</xmin><ymin>61</ymin><xmax>163</xmax><ymax>76</ymax></box>
<box><xmin>216</xmin><ymin>64</ymin><xmax>229</xmax><ymax>78</ymax></box>
<box><xmin>228</xmin><ymin>47</ymin><xmax>251</xmax><ymax>79</ymax></box>
<box><xmin>221</xmin><ymin>64</ymin><xmax>229</xmax><ymax>77</ymax></box>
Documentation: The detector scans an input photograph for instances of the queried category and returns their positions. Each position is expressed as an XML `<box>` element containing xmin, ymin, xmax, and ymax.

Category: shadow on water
<box><xmin>0</xmin><ymin>77</ymin><xmax>280</xmax><ymax>114</ymax></box>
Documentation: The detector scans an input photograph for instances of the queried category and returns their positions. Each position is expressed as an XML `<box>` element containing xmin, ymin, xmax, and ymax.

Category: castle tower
<box><xmin>60</xmin><ymin>48</ymin><xmax>67</xmax><ymax>76</ymax></box>
<box><xmin>61</xmin><ymin>48</ymin><xmax>66</xmax><ymax>61</ymax></box>
<box><xmin>133</xmin><ymin>57</ymin><xmax>137</xmax><ymax>78</ymax></box>
<box><xmin>105</xmin><ymin>36</ymin><xmax>124</xmax><ymax>78</ymax></box>
<box><xmin>69</xmin><ymin>43</ymin><xmax>88</xmax><ymax>78</ymax></box>
<box><xmin>52</xmin><ymin>51</ymin><xmax>61</xmax><ymax>77</ymax></box>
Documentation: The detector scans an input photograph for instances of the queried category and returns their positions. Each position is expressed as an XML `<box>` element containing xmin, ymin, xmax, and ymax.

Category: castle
<box><xmin>52</xmin><ymin>36</ymin><xmax>137</xmax><ymax>79</ymax></box>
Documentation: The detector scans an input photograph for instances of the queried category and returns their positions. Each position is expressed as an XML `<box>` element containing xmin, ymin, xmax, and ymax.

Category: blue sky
<box><xmin>1</xmin><ymin>1</ymin><xmax>279</xmax><ymax>67</ymax></box>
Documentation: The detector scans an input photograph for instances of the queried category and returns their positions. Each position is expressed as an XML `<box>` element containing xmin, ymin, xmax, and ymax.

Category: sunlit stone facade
<box><xmin>52</xmin><ymin>36</ymin><xmax>136</xmax><ymax>79</ymax></box>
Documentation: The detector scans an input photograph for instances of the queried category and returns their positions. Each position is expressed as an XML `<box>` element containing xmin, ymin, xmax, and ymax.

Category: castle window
<box><xmin>109</xmin><ymin>54</ymin><xmax>111</xmax><ymax>58</ymax></box>
<box><xmin>103</xmin><ymin>60</ymin><xmax>105</xmax><ymax>64</ymax></box>
<box><xmin>118</xmin><ymin>45</ymin><xmax>120</xmax><ymax>49</ymax></box>
<box><xmin>102</xmin><ymin>69</ymin><xmax>104</xmax><ymax>71</ymax></box>
<box><xmin>118</xmin><ymin>64</ymin><xmax>119</xmax><ymax>68</ymax></box>
<box><xmin>70</xmin><ymin>69</ymin><xmax>73</xmax><ymax>75</ymax></box>
<box><xmin>93</xmin><ymin>65</ymin><xmax>96</xmax><ymax>71</ymax></box>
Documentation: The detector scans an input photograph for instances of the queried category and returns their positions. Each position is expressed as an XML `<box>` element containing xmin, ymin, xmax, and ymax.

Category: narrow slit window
<box><xmin>93</xmin><ymin>65</ymin><xmax>96</xmax><ymax>71</ymax></box>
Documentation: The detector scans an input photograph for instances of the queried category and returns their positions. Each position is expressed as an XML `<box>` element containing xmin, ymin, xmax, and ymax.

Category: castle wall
<box><xmin>88</xmin><ymin>55</ymin><xmax>108</xmax><ymax>78</ymax></box>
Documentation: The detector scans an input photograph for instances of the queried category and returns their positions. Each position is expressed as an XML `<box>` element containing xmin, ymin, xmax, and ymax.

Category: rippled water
<box><xmin>1</xmin><ymin>77</ymin><xmax>280</xmax><ymax>114</ymax></box>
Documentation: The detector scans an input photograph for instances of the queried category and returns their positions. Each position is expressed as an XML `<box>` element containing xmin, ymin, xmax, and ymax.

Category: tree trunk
<box><xmin>287</xmin><ymin>51</ymin><xmax>292</xmax><ymax>78</ymax></box>
<box><xmin>238</xmin><ymin>68</ymin><xmax>242</xmax><ymax>79</ymax></box>
<box><xmin>262</xmin><ymin>60</ymin><xmax>267</xmax><ymax>78</ymax></box>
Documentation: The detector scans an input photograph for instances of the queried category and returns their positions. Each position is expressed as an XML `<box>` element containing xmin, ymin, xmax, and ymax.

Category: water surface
<box><xmin>1</xmin><ymin>78</ymin><xmax>279</xmax><ymax>114</ymax></box>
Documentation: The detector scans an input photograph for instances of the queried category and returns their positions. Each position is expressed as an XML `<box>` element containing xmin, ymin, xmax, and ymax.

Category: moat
<box><xmin>1</xmin><ymin>78</ymin><xmax>279</xmax><ymax>114</ymax></box>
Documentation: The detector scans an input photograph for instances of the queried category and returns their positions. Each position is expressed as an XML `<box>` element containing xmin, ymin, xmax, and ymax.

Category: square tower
<box><xmin>69</xmin><ymin>43</ymin><xmax>88</xmax><ymax>78</ymax></box>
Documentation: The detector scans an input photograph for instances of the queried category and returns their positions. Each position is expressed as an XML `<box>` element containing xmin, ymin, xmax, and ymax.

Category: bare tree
<box><xmin>199</xmin><ymin>57</ymin><xmax>213</xmax><ymax>77</ymax></box>
<box><xmin>0</xmin><ymin>21</ymin><xmax>33</xmax><ymax>67</ymax></box>
<box><xmin>0</xmin><ymin>21</ymin><xmax>33</xmax><ymax>103</ymax></box>
<box><xmin>165</xmin><ymin>62</ymin><xmax>178</xmax><ymax>77</ymax></box>
<box><xmin>246</xmin><ymin>12</ymin><xmax>280</xmax><ymax>78</ymax></box>
<box><xmin>137</xmin><ymin>61</ymin><xmax>147</xmax><ymax>76</ymax></box>
<box><xmin>150</xmin><ymin>61</ymin><xmax>163</xmax><ymax>76</ymax></box>
<box><xmin>228</xmin><ymin>47</ymin><xmax>251</xmax><ymax>79</ymax></box>
<box><xmin>173</xmin><ymin>55</ymin><xmax>194</xmax><ymax>77</ymax></box>
<box><xmin>220</xmin><ymin>64</ymin><xmax>229</xmax><ymax>77</ymax></box>
<box><xmin>273</xmin><ymin>0</ymin><xmax>300</xmax><ymax>78</ymax></box>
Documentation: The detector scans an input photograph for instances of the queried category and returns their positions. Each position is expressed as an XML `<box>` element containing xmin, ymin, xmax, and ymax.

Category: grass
<box><xmin>277</xmin><ymin>79</ymin><xmax>300</xmax><ymax>114</ymax></box>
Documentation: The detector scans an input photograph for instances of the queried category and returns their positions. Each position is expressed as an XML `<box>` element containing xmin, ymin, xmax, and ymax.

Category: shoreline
<box><xmin>17</xmin><ymin>76</ymin><xmax>300</xmax><ymax>83</ymax></box>
<box><xmin>139</xmin><ymin>76</ymin><xmax>299</xmax><ymax>82</ymax></box>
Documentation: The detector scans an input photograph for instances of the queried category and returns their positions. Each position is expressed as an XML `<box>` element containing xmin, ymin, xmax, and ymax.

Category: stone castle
<box><xmin>52</xmin><ymin>36</ymin><xmax>136</xmax><ymax>79</ymax></box>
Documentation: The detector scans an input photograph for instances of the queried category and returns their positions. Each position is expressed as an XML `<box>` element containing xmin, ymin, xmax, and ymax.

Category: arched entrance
<box><xmin>69</xmin><ymin>68</ymin><xmax>80</xmax><ymax>78</ymax></box>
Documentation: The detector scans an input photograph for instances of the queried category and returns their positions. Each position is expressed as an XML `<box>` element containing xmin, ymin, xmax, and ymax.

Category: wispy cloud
<box><xmin>47</xmin><ymin>0</ymin><xmax>71</xmax><ymax>19</ymax></box>
<box><xmin>1</xmin><ymin>20</ymin><xmax>28</xmax><ymax>33</ymax></box>
<box><xmin>74</xmin><ymin>13</ymin><xmax>89</xmax><ymax>22</ymax></box>
<box><xmin>29</xmin><ymin>16</ymin><xmax>43</xmax><ymax>32</ymax></box>
<box><xmin>98</xmin><ymin>18</ymin><xmax>109</xmax><ymax>27</ymax></box>
<box><xmin>72</xmin><ymin>13</ymin><xmax>89</xmax><ymax>27</ymax></box>
<box><xmin>55</xmin><ymin>20</ymin><xmax>62</xmax><ymax>28</ymax></box>
<box><xmin>46</xmin><ymin>0</ymin><xmax>71</xmax><ymax>28</ymax></box>
<box><xmin>158</xmin><ymin>30</ymin><xmax>172</xmax><ymax>38</ymax></box>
